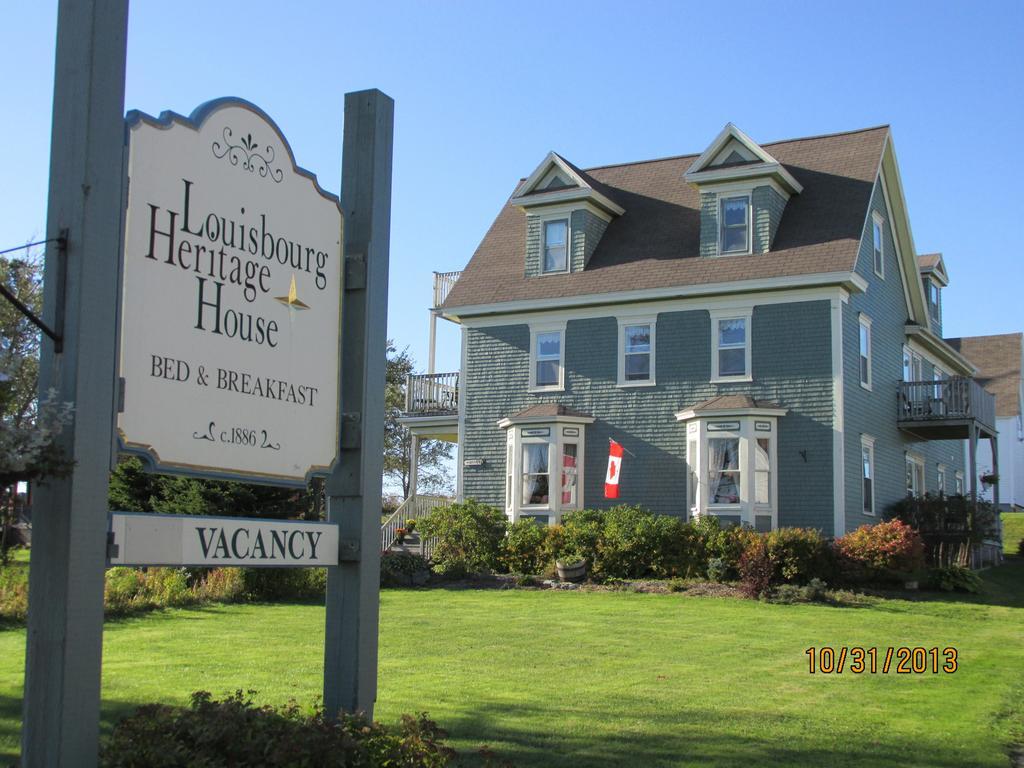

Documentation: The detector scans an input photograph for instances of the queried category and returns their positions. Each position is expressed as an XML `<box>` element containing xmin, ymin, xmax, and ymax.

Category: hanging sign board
<box><xmin>118</xmin><ymin>99</ymin><xmax>342</xmax><ymax>485</ymax></box>
<box><xmin>108</xmin><ymin>512</ymin><xmax>339</xmax><ymax>567</ymax></box>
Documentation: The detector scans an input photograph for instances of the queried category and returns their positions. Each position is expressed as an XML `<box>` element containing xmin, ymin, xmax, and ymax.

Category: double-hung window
<box><xmin>530</xmin><ymin>323</ymin><xmax>566</xmax><ymax>391</ymax></box>
<box><xmin>906</xmin><ymin>454</ymin><xmax>925</xmax><ymax>497</ymax></box>
<box><xmin>708</xmin><ymin>436</ymin><xmax>741</xmax><ymax>505</ymax></box>
<box><xmin>858</xmin><ymin>314</ymin><xmax>872</xmax><ymax>389</ymax></box>
<box><xmin>872</xmin><ymin>212</ymin><xmax>884</xmax><ymax>277</ymax></box>
<box><xmin>521</xmin><ymin>442</ymin><xmax>550</xmax><ymax>506</ymax></box>
<box><xmin>542</xmin><ymin>219</ymin><xmax>568</xmax><ymax>273</ymax></box>
<box><xmin>955</xmin><ymin>471</ymin><xmax>964</xmax><ymax>495</ymax></box>
<box><xmin>937</xmin><ymin>465</ymin><xmax>947</xmax><ymax>496</ymax></box>
<box><xmin>617</xmin><ymin>317</ymin><xmax>656</xmax><ymax>386</ymax></box>
<box><xmin>711</xmin><ymin>309</ymin><xmax>752</xmax><ymax>381</ymax></box>
<box><xmin>719</xmin><ymin>196</ymin><xmax>750</xmax><ymax>255</ymax></box>
<box><xmin>861</xmin><ymin>435</ymin><xmax>875</xmax><ymax>515</ymax></box>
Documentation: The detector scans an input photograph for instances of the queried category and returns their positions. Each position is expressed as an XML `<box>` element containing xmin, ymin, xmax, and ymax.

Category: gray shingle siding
<box><xmin>463</xmin><ymin>300</ymin><xmax>836</xmax><ymax>530</ymax></box>
<box><xmin>524</xmin><ymin>209</ymin><xmax>608</xmax><ymax>277</ymax></box>
<box><xmin>843</xmin><ymin>178</ymin><xmax>964</xmax><ymax>531</ymax></box>
<box><xmin>700</xmin><ymin>186</ymin><xmax>786</xmax><ymax>257</ymax></box>
<box><xmin>753</xmin><ymin>186</ymin><xmax>786</xmax><ymax>253</ymax></box>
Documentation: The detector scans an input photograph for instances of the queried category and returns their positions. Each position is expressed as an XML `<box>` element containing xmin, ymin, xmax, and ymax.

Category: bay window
<box><xmin>499</xmin><ymin>413</ymin><xmax>592</xmax><ymax>525</ymax></box>
<box><xmin>676</xmin><ymin>406</ymin><xmax>785</xmax><ymax>529</ymax></box>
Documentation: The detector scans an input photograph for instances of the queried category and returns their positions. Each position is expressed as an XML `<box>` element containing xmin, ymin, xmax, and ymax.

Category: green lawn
<box><xmin>0</xmin><ymin>563</ymin><xmax>1022</xmax><ymax>767</ymax></box>
<box><xmin>1004</xmin><ymin>512</ymin><xmax>1024</xmax><ymax>554</ymax></box>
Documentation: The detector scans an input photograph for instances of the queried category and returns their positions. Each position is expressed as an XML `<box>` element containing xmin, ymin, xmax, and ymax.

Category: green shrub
<box><xmin>705</xmin><ymin>557</ymin><xmax>728</xmax><ymax>583</ymax></box>
<box><xmin>240</xmin><ymin>568</ymin><xmax>326</xmax><ymax>601</ymax></box>
<box><xmin>738</xmin><ymin>538</ymin><xmax>774</xmax><ymax>598</ymax></box>
<box><xmin>0</xmin><ymin>563</ymin><xmax>30</xmax><ymax>621</ymax></box>
<box><xmin>557</xmin><ymin>508</ymin><xmax>604</xmax><ymax>565</ymax></box>
<box><xmin>927</xmin><ymin>565</ymin><xmax>982</xmax><ymax>593</ymax></box>
<box><xmin>100</xmin><ymin>690</ymin><xmax>458</xmax><ymax>767</ymax></box>
<box><xmin>771</xmin><ymin>578</ymin><xmax>829</xmax><ymax>604</ymax></box>
<box><xmin>762</xmin><ymin>527</ymin><xmax>835</xmax><ymax>584</ymax></box>
<box><xmin>834</xmin><ymin>520</ymin><xmax>925</xmax><ymax>582</ymax></box>
<box><xmin>381</xmin><ymin>552</ymin><xmax>432</xmax><ymax>587</ymax></box>
<box><xmin>594</xmin><ymin>505</ymin><xmax>665</xmax><ymax>580</ymax></box>
<box><xmin>418</xmin><ymin>499</ymin><xmax>507</xmax><ymax>577</ymax></box>
<box><xmin>502</xmin><ymin>519</ymin><xmax>550</xmax><ymax>575</ymax></box>
<box><xmin>141</xmin><ymin>568</ymin><xmax>193</xmax><ymax>607</ymax></box>
<box><xmin>693</xmin><ymin>517</ymin><xmax>756</xmax><ymax>580</ymax></box>
<box><xmin>194</xmin><ymin>568</ymin><xmax>245</xmax><ymax>603</ymax></box>
<box><xmin>104</xmin><ymin>567</ymin><xmax>145</xmax><ymax>613</ymax></box>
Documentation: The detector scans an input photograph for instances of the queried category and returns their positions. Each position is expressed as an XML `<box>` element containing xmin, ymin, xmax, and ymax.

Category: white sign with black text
<box><xmin>108</xmin><ymin>512</ymin><xmax>339</xmax><ymax>567</ymax></box>
<box><xmin>118</xmin><ymin>99</ymin><xmax>343</xmax><ymax>485</ymax></box>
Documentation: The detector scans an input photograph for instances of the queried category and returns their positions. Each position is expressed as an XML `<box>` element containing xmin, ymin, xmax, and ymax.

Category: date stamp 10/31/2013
<box><xmin>805</xmin><ymin>647</ymin><xmax>958</xmax><ymax>675</ymax></box>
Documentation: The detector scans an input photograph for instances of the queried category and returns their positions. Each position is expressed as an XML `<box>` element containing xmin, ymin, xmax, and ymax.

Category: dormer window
<box><xmin>543</xmin><ymin>219</ymin><xmax>569</xmax><ymax>273</ymax></box>
<box><xmin>719</xmin><ymin>196</ymin><xmax>750</xmax><ymax>255</ymax></box>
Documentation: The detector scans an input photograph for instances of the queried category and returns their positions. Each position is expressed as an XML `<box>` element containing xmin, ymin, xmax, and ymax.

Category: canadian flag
<box><xmin>605</xmin><ymin>439</ymin><xmax>624</xmax><ymax>498</ymax></box>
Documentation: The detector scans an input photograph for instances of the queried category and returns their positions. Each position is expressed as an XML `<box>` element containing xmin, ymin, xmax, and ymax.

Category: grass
<box><xmin>0</xmin><ymin>562</ymin><xmax>1021</xmax><ymax>767</ymax></box>
<box><xmin>1004</xmin><ymin>511</ymin><xmax>1023</xmax><ymax>554</ymax></box>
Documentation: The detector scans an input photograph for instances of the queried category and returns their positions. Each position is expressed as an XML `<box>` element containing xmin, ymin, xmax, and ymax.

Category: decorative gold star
<box><xmin>274</xmin><ymin>275</ymin><xmax>310</xmax><ymax>310</ymax></box>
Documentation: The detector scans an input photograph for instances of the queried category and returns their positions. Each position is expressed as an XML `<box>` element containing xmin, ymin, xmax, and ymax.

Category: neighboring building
<box><xmin>402</xmin><ymin>124</ymin><xmax>998</xmax><ymax>536</ymax></box>
<box><xmin>946</xmin><ymin>333</ymin><xmax>1024</xmax><ymax>511</ymax></box>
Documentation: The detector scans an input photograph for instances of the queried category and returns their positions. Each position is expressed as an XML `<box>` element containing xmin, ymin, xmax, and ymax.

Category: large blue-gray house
<box><xmin>400</xmin><ymin>124</ymin><xmax>997</xmax><ymax>537</ymax></box>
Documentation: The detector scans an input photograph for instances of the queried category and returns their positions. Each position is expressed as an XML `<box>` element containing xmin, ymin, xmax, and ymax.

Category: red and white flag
<box><xmin>605</xmin><ymin>439</ymin><xmax>624</xmax><ymax>498</ymax></box>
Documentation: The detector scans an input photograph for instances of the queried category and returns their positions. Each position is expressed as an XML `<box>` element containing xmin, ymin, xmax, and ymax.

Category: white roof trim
<box><xmin>675</xmin><ymin>406</ymin><xmax>788</xmax><ymax>421</ymax></box>
<box><xmin>684</xmin><ymin>123</ymin><xmax>803</xmax><ymax>194</ymax></box>
<box><xmin>514</xmin><ymin>151</ymin><xmax>590</xmax><ymax>198</ymax></box>
<box><xmin>497</xmin><ymin>413</ymin><xmax>596</xmax><ymax>429</ymax></box>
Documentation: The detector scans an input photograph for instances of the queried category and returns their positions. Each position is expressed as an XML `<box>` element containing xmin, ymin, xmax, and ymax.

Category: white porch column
<box><xmin>408</xmin><ymin>434</ymin><xmax>420</xmax><ymax>499</ymax></box>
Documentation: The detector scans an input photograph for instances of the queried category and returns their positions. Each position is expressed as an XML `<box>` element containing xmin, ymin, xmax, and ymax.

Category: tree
<box><xmin>384</xmin><ymin>340</ymin><xmax>454</xmax><ymax>499</ymax></box>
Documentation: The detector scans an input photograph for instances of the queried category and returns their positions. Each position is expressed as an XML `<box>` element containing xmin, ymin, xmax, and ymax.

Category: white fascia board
<box><xmin>497</xmin><ymin>414</ymin><xmax>596</xmax><ymax>429</ymax></box>
<box><xmin>687</xmin><ymin>123</ymin><xmax>781</xmax><ymax>173</ymax></box>
<box><xmin>447</xmin><ymin>272</ymin><xmax>867</xmax><ymax>323</ymax></box>
<box><xmin>675</xmin><ymin>406</ymin><xmax>788</xmax><ymax>422</ymax></box>
<box><xmin>511</xmin><ymin>187</ymin><xmax>625</xmax><ymax>217</ymax></box>
<box><xmin>685</xmin><ymin>162</ymin><xmax>803</xmax><ymax>195</ymax></box>
<box><xmin>513</xmin><ymin>151</ymin><xmax>589</xmax><ymax>197</ymax></box>
<box><xmin>904</xmin><ymin>325</ymin><xmax>977</xmax><ymax>375</ymax></box>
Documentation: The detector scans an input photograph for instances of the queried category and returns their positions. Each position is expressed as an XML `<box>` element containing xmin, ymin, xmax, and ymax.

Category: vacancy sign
<box><xmin>118</xmin><ymin>99</ymin><xmax>343</xmax><ymax>485</ymax></box>
<box><xmin>108</xmin><ymin>512</ymin><xmax>338</xmax><ymax>567</ymax></box>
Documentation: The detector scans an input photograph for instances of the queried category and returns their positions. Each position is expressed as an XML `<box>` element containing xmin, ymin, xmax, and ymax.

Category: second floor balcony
<box><xmin>897</xmin><ymin>377</ymin><xmax>997</xmax><ymax>440</ymax></box>
<box><xmin>405</xmin><ymin>371</ymin><xmax>459</xmax><ymax>416</ymax></box>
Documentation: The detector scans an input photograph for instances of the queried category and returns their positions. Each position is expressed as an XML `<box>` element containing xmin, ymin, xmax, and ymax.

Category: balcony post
<box><xmin>990</xmin><ymin>434</ymin><xmax>999</xmax><ymax>512</ymax></box>
<box><xmin>408</xmin><ymin>434</ymin><xmax>419</xmax><ymax>500</ymax></box>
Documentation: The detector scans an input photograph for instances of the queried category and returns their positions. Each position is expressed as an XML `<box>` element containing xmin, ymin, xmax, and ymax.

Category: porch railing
<box><xmin>896</xmin><ymin>377</ymin><xmax>996</xmax><ymax>432</ymax></box>
<box><xmin>405</xmin><ymin>371</ymin><xmax>459</xmax><ymax>415</ymax></box>
<box><xmin>432</xmin><ymin>270</ymin><xmax>461</xmax><ymax>308</ymax></box>
<box><xmin>381</xmin><ymin>494</ymin><xmax>452</xmax><ymax>556</ymax></box>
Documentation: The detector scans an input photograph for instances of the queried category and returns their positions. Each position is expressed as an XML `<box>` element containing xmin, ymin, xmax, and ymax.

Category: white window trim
<box><xmin>616</xmin><ymin>315</ymin><xmax>657</xmax><ymax>387</ymax></box>
<box><xmin>529</xmin><ymin>322</ymin><xmax>567</xmax><ymax>393</ymax></box>
<box><xmin>937</xmin><ymin>463</ymin><xmax>947</xmax><ymax>496</ymax></box>
<box><xmin>871</xmin><ymin>211</ymin><xmax>885</xmax><ymax>278</ymax></box>
<box><xmin>906</xmin><ymin>452</ymin><xmax>925</xmax><ymax>497</ymax></box>
<box><xmin>538</xmin><ymin>212</ymin><xmax>571</xmax><ymax>275</ymax></box>
<box><xmin>954</xmin><ymin>470</ymin><xmax>964</xmax><ymax>495</ymax></box>
<box><xmin>710</xmin><ymin>307</ymin><xmax>753</xmax><ymax>383</ymax></box>
<box><xmin>717</xmin><ymin>192</ymin><xmax>753</xmax><ymax>257</ymax></box>
<box><xmin>858</xmin><ymin>313</ymin><xmax>873</xmax><ymax>391</ymax></box>
<box><xmin>861</xmin><ymin>434</ymin><xmax>876</xmax><ymax>516</ymax></box>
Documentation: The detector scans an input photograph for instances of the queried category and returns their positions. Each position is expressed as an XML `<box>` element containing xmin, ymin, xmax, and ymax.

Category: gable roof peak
<box><xmin>510</xmin><ymin>150</ymin><xmax>625</xmax><ymax>216</ymax></box>
<box><xmin>684</xmin><ymin>122</ymin><xmax>803</xmax><ymax>194</ymax></box>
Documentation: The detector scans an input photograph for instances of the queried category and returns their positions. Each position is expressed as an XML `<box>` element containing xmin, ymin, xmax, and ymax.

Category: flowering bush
<box><xmin>834</xmin><ymin>520</ymin><xmax>924</xmax><ymax>580</ymax></box>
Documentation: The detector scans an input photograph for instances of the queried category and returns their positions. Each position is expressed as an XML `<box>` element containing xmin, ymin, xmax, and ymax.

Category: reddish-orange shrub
<box><xmin>834</xmin><ymin>520</ymin><xmax>924</xmax><ymax>578</ymax></box>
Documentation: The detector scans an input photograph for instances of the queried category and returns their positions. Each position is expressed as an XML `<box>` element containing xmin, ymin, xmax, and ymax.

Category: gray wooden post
<box><xmin>21</xmin><ymin>0</ymin><xmax>129</xmax><ymax>764</ymax></box>
<box><xmin>323</xmin><ymin>89</ymin><xmax>394</xmax><ymax>717</ymax></box>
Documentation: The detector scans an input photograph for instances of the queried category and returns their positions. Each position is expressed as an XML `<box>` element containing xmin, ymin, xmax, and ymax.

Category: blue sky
<box><xmin>3</xmin><ymin>0</ymin><xmax>1023</xmax><ymax>376</ymax></box>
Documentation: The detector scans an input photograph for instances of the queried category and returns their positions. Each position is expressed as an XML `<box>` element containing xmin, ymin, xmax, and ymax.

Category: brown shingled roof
<box><xmin>443</xmin><ymin>126</ymin><xmax>890</xmax><ymax>311</ymax></box>
<box><xmin>944</xmin><ymin>333</ymin><xmax>1023</xmax><ymax>417</ymax></box>
<box><xmin>508</xmin><ymin>404</ymin><xmax>593</xmax><ymax>420</ymax></box>
<box><xmin>917</xmin><ymin>253</ymin><xmax>942</xmax><ymax>269</ymax></box>
<box><xmin>684</xmin><ymin>395</ymin><xmax>784</xmax><ymax>413</ymax></box>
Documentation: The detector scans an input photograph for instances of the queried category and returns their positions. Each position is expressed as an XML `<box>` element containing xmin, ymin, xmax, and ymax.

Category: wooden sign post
<box><xmin>22</xmin><ymin>1</ymin><xmax>393</xmax><ymax>761</ymax></box>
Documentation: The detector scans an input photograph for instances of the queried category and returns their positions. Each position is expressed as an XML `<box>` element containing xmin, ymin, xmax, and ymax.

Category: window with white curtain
<box><xmin>501</xmin><ymin>419</ymin><xmax>590</xmax><ymax>524</ymax></box>
<box><xmin>521</xmin><ymin>443</ymin><xmax>550</xmax><ymax>505</ymax></box>
<box><xmin>711</xmin><ymin>309</ymin><xmax>753</xmax><ymax>381</ymax></box>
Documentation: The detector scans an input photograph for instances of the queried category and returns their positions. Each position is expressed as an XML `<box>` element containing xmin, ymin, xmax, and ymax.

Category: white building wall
<box><xmin>975</xmin><ymin>415</ymin><xmax>1024</xmax><ymax>510</ymax></box>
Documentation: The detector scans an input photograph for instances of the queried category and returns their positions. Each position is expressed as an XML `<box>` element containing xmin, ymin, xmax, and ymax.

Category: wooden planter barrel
<box><xmin>556</xmin><ymin>559</ymin><xmax>587</xmax><ymax>583</ymax></box>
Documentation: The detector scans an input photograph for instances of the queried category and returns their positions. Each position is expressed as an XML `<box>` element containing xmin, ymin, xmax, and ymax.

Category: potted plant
<box><xmin>395</xmin><ymin>527</ymin><xmax>408</xmax><ymax>545</ymax></box>
<box><xmin>555</xmin><ymin>550</ymin><xmax>587</xmax><ymax>583</ymax></box>
<box><xmin>405</xmin><ymin>519</ymin><xmax>416</xmax><ymax>533</ymax></box>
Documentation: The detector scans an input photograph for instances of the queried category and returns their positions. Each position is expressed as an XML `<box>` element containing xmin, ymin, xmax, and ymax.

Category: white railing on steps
<box><xmin>381</xmin><ymin>494</ymin><xmax>452</xmax><ymax>555</ymax></box>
